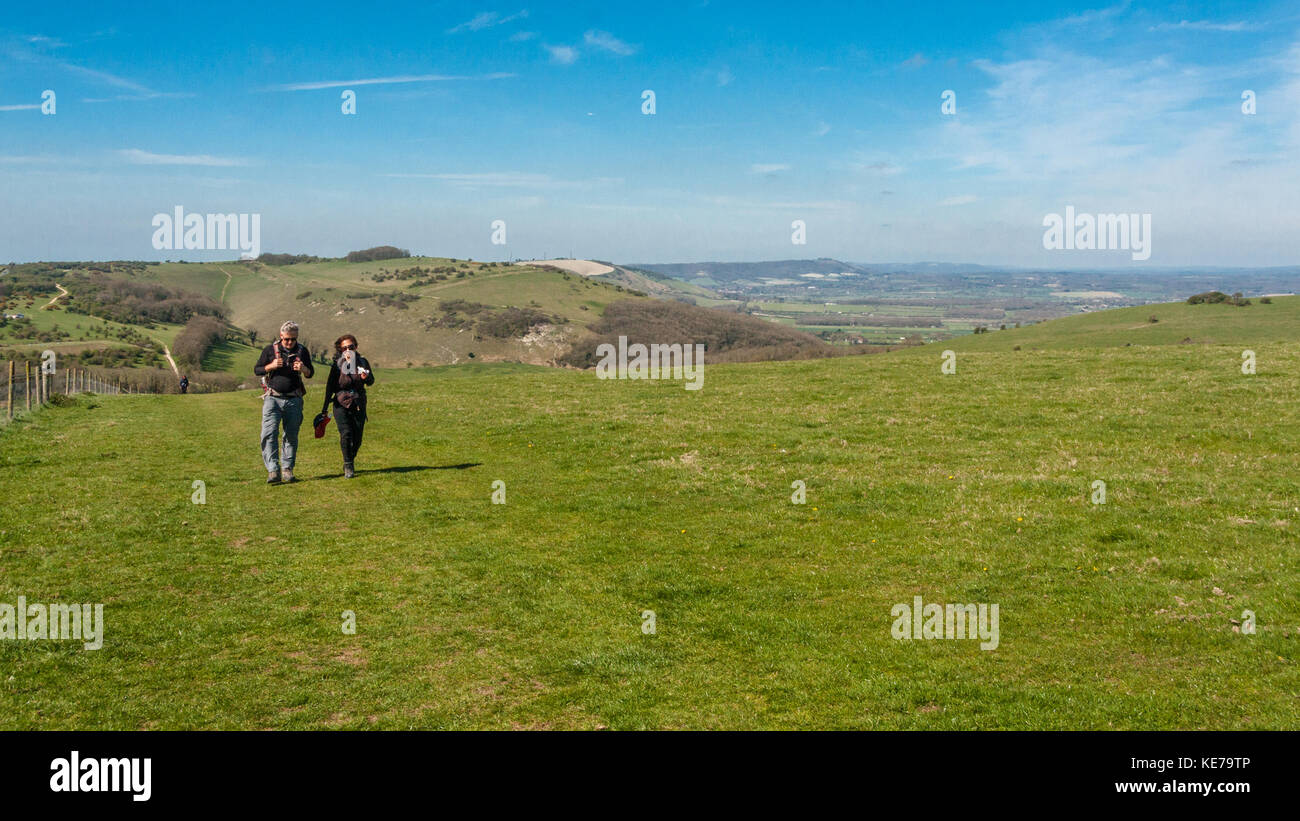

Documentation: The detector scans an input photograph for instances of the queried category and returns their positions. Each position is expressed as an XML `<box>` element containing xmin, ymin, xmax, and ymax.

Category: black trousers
<box><xmin>335</xmin><ymin>404</ymin><xmax>366</xmax><ymax>462</ymax></box>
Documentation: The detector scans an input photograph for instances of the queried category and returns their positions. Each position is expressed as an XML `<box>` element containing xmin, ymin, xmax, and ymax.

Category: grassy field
<box><xmin>945</xmin><ymin>296</ymin><xmax>1300</xmax><ymax>351</ymax></box>
<box><xmin>1</xmin><ymin>300</ymin><xmax>1297</xmax><ymax>728</ymax></box>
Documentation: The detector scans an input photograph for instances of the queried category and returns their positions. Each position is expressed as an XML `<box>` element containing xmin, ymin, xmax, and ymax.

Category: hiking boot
<box><xmin>281</xmin><ymin>468</ymin><xmax>295</xmax><ymax>483</ymax></box>
<box><xmin>267</xmin><ymin>470</ymin><xmax>281</xmax><ymax>484</ymax></box>
<box><xmin>343</xmin><ymin>462</ymin><xmax>355</xmax><ymax>479</ymax></box>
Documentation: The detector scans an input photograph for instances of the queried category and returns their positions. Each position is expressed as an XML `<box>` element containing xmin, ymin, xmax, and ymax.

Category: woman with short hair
<box><xmin>321</xmin><ymin>334</ymin><xmax>375</xmax><ymax>478</ymax></box>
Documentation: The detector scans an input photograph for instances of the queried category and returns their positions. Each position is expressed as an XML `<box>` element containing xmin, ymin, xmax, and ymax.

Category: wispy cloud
<box><xmin>749</xmin><ymin>163</ymin><xmax>790</xmax><ymax>174</ymax></box>
<box><xmin>584</xmin><ymin>30</ymin><xmax>637</xmax><ymax>55</ymax></box>
<box><xmin>1063</xmin><ymin>2</ymin><xmax>1129</xmax><ymax>24</ymax></box>
<box><xmin>900</xmin><ymin>53</ymin><xmax>928</xmax><ymax>69</ymax></box>
<box><xmin>716</xmin><ymin>66</ymin><xmax>733</xmax><ymax>86</ymax></box>
<box><xmin>0</xmin><ymin>103</ymin><xmax>41</xmax><ymax>112</ymax></box>
<box><xmin>939</xmin><ymin>195</ymin><xmax>978</xmax><ymax>206</ymax></box>
<box><xmin>61</xmin><ymin>62</ymin><xmax>156</xmax><ymax>95</ymax></box>
<box><xmin>543</xmin><ymin>44</ymin><xmax>578</xmax><ymax>65</ymax></box>
<box><xmin>700</xmin><ymin>194</ymin><xmax>854</xmax><ymax>210</ymax></box>
<box><xmin>851</xmin><ymin>159</ymin><xmax>903</xmax><ymax>176</ymax></box>
<box><xmin>1149</xmin><ymin>19</ymin><xmax>1256</xmax><ymax>32</ymax></box>
<box><xmin>814</xmin><ymin>121</ymin><xmax>831</xmax><ymax>137</ymax></box>
<box><xmin>509</xmin><ymin>31</ymin><xmax>537</xmax><ymax>41</ymax></box>
<box><xmin>3</xmin><ymin>34</ymin><xmax>178</xmax><ymax>103</ymax></box>
<box><xmin>447</xmin><ymin>10</ymin><xmax>529</xmax><ymax>34</ymax></box>
<box><xmin>382</xmin><ymin>171</ymin><xmax>621</xmax><ymax>190</ymax></box>
<box><xmin>117</xmin><ymin>149</ymin><xmax>249</xmax><ymax>167</ymax></box>
<box><xmin>83</xmin><ymin>91</ymin><xmax>193</xmax><ymax>104</ymax></box>
<box><xmin>270</xmin><ymin>73</ymin><xmax>513</xmax><ymax>91</ymax></box>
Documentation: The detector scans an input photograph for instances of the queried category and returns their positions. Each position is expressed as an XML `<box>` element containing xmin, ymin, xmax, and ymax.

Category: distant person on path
<box><xmin>179</xmin><ymin>375</ymin><xmax>189</xmax><ymax>394</ymax></box>
<box><xmin>254</xmin><ymin>321</ymin><xmax>314</xmax><ymax>484</ymax></box>
<box><xmin>321</xmin><ymin>334</ymin><xmax>374</xmax><ymax>479</ymax></box>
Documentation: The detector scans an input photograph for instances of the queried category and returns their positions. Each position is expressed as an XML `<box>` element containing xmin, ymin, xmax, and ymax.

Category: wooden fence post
<box><xmin>25</xmin><ymin>361</ymin><xmax>32</xmax><ymax>412</ymax></box>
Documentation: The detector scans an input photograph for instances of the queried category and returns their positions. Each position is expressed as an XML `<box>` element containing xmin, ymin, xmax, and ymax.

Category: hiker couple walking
<box><xmin>254</xmin><ymin>321</ymin><xmax>375</xmax><ymax>483</ymax></box>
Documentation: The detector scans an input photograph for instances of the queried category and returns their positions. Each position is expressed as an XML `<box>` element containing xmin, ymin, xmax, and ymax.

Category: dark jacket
<box><xmin>323</xmin><ymin>353</ymin><xmax>375</xmax><ymax>415</ymax></box>
<box><xmin>254</xmin><ymin>341</ymin><xmax>314</xmax><ymax>396</ymax></box>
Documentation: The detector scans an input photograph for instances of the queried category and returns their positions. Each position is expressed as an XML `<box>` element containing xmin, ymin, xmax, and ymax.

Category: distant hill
<box><xmin>558</xmin><ymin>298</ymin><xmax>861</xmax><ymax>368</ymax></box>
<box><xmin>631</xmin><ymin>258</ymin><xmax>866</xmax><ymax>285</ymax></box>
<box><xmin>142</xmin><ymin>257</ymin><xmax>651</xmax><ymax>372</ymax></box>
<box><xmin>3</xmin><ymin>256</ymin><xmax>855</xmax><ymax>385</ymax></box>
<box><xmin>942</xmin><ymin>295</ymin><xmax>1300</xmax><ymax>351</ymax></box>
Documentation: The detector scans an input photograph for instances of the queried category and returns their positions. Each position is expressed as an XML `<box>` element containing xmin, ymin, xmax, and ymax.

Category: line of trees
<box><xmin>65</xmin><ymin>272</ymin><xmax>226</xmax><ymax>326</ymax></box>
<box><xmin>171</xmin><ymin>316</ymin><xmax>227</xmax><ymax>369</ymax></box>
<box><xmin>257</xmin><ymin>253</ymin><xmax>322</xmax><ymax>266</ymax></box>
<box><xmin>345</xmin><ymin>246</ymin><xmax>410</xmax><ymax>263</ymax></box>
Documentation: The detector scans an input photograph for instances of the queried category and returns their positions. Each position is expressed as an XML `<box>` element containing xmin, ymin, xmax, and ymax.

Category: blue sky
<box><xmin>2</xmin><ymin>0</ymin><xmax>1298</xmax><ymax>266</ymax></box>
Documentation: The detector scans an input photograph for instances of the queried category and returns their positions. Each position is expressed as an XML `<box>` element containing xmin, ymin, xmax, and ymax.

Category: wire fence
<box><xmin>1</xmin><ymin>360</ymin><xmax>144</xmax><ymax>424</ymax></box>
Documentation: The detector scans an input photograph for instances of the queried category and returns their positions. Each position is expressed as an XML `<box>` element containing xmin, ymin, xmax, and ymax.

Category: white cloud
<box><xmin>117</xmin><ymin>149</ymin><xmax>249</xmax><ymax>167</ymax></box>
<box><xmin>544</xmin><ymin>44</ymin><xmax>578</xmax><ymax>65</ymax></box>
<box><xmin>750</xmin><ymin>163</ymin><xmax>790</xmax><ymax>174</ymax></box>
<box><xmin>1149</xmin><ymin>19</ymin><xmax>1255</xmax><ymax>32</ymax></box>
<box><xmin>271</xmin><ymin>73</ymin><xmax>513</xmax><ymax>91</ymax></box>
<box><xmin>447</xmin><ymin>10</ymin><xmax>529</xmax><ymax>34</ymax></box>
<box><xmin>851</xmin><ymin>158</ymin><xmax>903</xmax><ymax>176</ymax></box>
<box><xmin>584</xmin><ymin>30</ymin><xmax>637</xmax><ymax>55</ymax></box>
<box><xmin>382</xmin><ymin>172</ymin><xmax>621</xmax><ymax>190</ymax></box>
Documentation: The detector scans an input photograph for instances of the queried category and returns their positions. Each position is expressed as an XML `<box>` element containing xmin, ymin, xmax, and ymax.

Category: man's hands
<box><xmin>265</xmin><ymin>354</ymin><xmax>284</xmax><ymax>372</ymax></box>
<box><xmin>292</xmin><ymin>359</ymin><xmax>303</xmax><ymax>372</ymax></box>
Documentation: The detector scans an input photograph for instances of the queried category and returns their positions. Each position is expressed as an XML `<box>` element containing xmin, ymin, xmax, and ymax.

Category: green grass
<box><xmin>946</xmin><ymin>295</ymin><xmax>1300</xmax><ymax>351</ymax></box>
<box><xmin>1</xmin><ymin>331</ymin><xmax>1297</xmax><ymax>728</ymax></box>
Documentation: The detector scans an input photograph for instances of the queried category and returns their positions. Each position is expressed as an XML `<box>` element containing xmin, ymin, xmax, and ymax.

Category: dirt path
<box><xmin>161</xmin><ymin>345</ymin><xmax>180</xmax><ymax>377</ymax></box>
<box><xmin>217</xmin><ymin>266</ymin><xmax>233</xmax><ymax>303</ymax></box>
<box><xmin>42</xmin><ymin>283</ymin><xmax>69</xmax><ymax>309</ymax></box>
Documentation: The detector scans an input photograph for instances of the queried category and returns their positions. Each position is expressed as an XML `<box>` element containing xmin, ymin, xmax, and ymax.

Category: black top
<box><xmin>254</xmin><ymin>341</ymin><xmax>315</xmax><ymax>395</ymax></box>
<box><xmin>324</xmin><ymin>353</ymin><xmax>375</xmax><ymax>413</ymax></box>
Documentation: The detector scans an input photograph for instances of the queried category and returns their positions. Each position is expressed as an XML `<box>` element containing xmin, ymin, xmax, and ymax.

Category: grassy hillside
<box><xmin>945</xmin><ymin>295</ymin><xmax>1300</xmax><ymax>351</ymax></box>
<box><xmin>1</xmin><ymin>327</ymin><xmax>1296</xmax><ymax>728</ymax></box>
<box><xmin>136</xmin><ymin>258</ymin><xmax>650</xmax><ymax>370</ymax></box>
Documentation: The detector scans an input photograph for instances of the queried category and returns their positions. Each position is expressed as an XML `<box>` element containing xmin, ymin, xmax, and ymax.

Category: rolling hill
<box><xmin>143</xmin><ymin>257</ymin><xmax>649</xmax><ymax>371</ymax></box>
<box><xmin>943</xmin><ymin>295</ymin><xmax>1300</xmax><ymax>352</ymax></box>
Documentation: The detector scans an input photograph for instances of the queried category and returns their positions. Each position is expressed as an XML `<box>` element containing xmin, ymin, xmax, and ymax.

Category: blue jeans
<box><xmin>261</xmin><ymin>395</ymin><xmax>303</xmax><ymax>472</ymax></box>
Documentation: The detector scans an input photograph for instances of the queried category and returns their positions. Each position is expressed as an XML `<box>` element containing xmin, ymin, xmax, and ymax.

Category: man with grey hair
<box><xmin>253</xmin><ymin>321</ymin><xmax>315</xmax><ymax>483</ymax></box>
